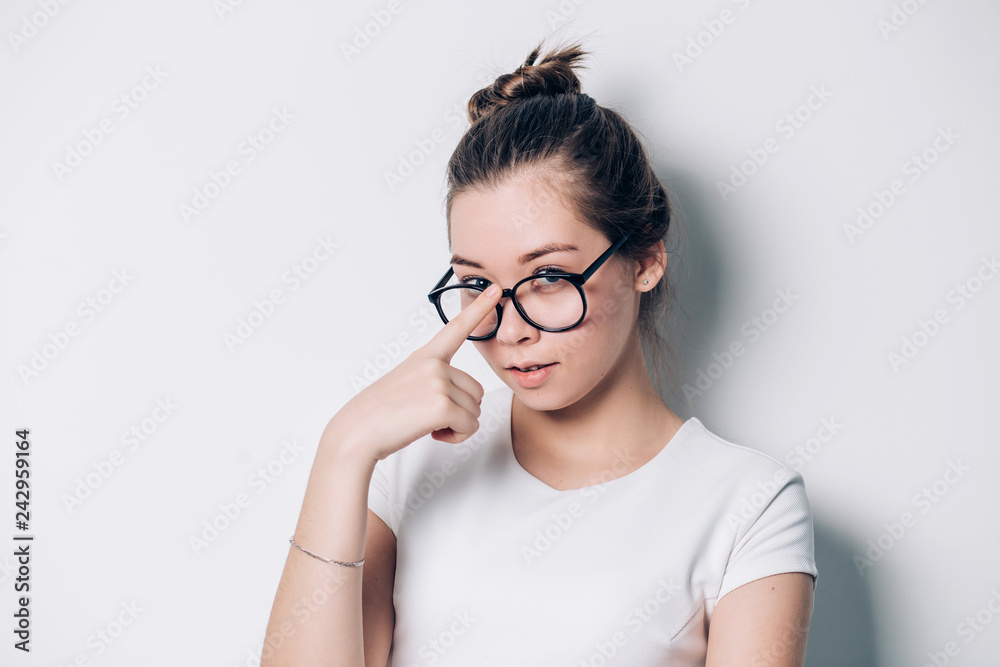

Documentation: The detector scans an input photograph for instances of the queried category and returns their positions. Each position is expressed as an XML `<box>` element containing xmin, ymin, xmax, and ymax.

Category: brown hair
<box><xmin>444</xmin><ymin>38</ymin><xmax>684</xmax><ymax>405</ymax></box>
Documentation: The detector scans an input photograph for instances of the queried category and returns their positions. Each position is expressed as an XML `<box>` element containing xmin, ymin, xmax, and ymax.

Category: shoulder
<box><xmin>673</xmin><ymin>417</ymin><xmax>800</xmax><ymax>486</ymax></box>
<box><xmin>668</xmin><ymin>417</ymin><xmax>813</xmax><ymax>527</ymax></box>
<box><xmin>666</xmin><ymin>419</ymin><xmax>818</xmax><ymax>602</ymax></box>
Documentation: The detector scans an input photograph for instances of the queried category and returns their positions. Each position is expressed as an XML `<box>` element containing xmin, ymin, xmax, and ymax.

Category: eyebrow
<box><xmin>450</xmin><ymin>242</ymin><xmax>579</xmax><ymax>269</ymax></box>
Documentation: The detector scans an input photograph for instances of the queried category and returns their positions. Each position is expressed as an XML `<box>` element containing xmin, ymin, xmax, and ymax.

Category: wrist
<box><xmin>318</xmin><ymin>421</ymin><xmax>378</xmax><ymax>473</ymax></box>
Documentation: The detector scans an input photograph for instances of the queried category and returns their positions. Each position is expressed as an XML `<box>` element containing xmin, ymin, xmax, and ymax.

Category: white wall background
<box><xmin>1</xmin><ymin>1</ymin><xmax>997</xmax><ymax>665</ymax></box>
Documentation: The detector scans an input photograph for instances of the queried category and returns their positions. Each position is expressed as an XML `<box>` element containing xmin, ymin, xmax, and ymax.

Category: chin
<box><xmin>505</xmin><ymin>373</ymin><xmax>578</xmax><ymax>412</ymax></box>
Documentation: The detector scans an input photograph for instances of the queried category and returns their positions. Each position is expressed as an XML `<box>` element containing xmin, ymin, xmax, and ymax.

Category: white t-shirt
<box><xmin>368</xmin><ymin>383</ymin><xmax>818</xmax><ymax>666</ymax></box>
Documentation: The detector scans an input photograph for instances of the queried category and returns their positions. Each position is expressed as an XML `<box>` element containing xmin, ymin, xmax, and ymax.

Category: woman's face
<box><xmin>449</xmin><ymin>175</ymin><xmax>642</xmax><ymax>410</ymax></box>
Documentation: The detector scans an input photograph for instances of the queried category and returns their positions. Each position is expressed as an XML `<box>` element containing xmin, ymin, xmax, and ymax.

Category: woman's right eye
<box><xmin>459</xmin><ymin>276</ymin><xmax>490</xmax><ymax>289</ymax></box>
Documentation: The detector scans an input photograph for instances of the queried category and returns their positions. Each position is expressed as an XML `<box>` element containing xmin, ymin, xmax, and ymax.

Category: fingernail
<box><xmin>484</xmin><ymin>284</ymin><xmax>499</xmax><ymax>297</ymax></box>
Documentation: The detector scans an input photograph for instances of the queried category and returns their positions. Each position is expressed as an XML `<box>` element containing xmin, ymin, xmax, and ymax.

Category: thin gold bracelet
<box><xmin>289</xmin><ymin>536</ymin><xmax>364</xmax><ymax>567</ymax></box>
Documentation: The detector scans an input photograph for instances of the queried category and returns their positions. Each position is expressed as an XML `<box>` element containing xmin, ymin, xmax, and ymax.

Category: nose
<box><xmin>493</xmin><ymin>290</ymin><xmax>538</xmax><ymax>343</ymax></box>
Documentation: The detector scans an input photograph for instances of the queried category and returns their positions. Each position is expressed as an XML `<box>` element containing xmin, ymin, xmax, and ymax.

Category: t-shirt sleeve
<box><xmin>367</xmin><ymin>456</ymin><xmax>396</xmax><ymax>537</ymax></box>
<box><xmin>717</xmin><ymin>469</ymin><xmax>819</xmax><ymax>601</ymax></box>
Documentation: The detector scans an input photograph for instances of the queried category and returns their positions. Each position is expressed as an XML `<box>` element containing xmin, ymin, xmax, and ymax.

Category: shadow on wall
<box><xmin>807</xmin><ymin>520</ymin><xmax>878</xmax><ymax>667</ymax></box>
<box><xmin>644</xmin><ymin>163</ymin><xmax>725</xmax><ymax>415</ymax></box>
<box><xmin>651</xmin><ymin>164</ymin><xmax>879</xmax><ymax>666</ymax></box>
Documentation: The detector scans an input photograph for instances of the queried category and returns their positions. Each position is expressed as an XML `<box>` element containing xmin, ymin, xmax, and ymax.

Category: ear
<box><xmin>634</xmin><ymin>240</ymin><xmax>667</xmax><ymax>291</ymax></box>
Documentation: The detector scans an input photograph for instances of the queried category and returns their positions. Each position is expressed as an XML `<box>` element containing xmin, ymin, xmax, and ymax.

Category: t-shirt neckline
<box><xmin>500</xmin><ymin>387</ymin><xmax>700</xmax><ymax>494</ymax></box>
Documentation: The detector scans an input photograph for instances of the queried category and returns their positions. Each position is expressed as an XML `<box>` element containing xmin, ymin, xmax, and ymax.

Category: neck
<box><xmin>510</xmin><ymin>336</ymin><xmax>684</xmax><ymax>490</ymax></box>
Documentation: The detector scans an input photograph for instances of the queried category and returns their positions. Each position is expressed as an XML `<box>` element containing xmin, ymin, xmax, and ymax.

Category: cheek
<box><xmin>586</xmin><ymin>278</ymin><xmax>634</xmax><ymax>331</ymax></box>
<box><xmin>473</xmin><ymin>340</ymin><xmax>506</xmax><ymax>372</ymax></box>
<box><xmin>472</xmin><ymin>339</ymin><xmax>491</xmax><ymax>359</ymax></box>
<box><xmin>560</xmin><ymin>287</ymin><xmax>631</xmax><ymax>358</ymax></box>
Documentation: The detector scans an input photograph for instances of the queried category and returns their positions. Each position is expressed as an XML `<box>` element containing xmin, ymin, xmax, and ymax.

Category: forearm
<box><xmin>261</xmin><ymin>433</ymin><xmax>378</xmax><ymax>667</ymax></box>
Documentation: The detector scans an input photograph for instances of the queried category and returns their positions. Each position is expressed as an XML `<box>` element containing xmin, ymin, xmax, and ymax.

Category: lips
<box><xmin>508</xmin><ymin>362</ymin><xmax>555</xmax><ymax>372</ymax></box>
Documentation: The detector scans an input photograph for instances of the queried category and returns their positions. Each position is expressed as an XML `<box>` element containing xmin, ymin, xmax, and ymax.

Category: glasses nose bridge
<box><xmin>492</xmin><ymin>284</ymin><xmax>532</xmax><ymax>336</ymax></box>
<box><xmin>495</xmin><ymin>286</ymin><xmax>518</xmax><ymax>322</ymax></box>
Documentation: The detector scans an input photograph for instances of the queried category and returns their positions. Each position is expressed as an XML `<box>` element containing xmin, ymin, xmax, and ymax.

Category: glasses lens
<box><xmin>439</xmin><ymin>286</ymin><xmax>499</xmax><ymax>338</ymax></box>
<box><xmin>514</xmin><ymin>276</ymin><xmax>583</xmax><ymax>329</ymax></box>
<box><xmin>438</xmin><ymin>277</ymin><xmax>584</xmax><ymax>335</ymax></box>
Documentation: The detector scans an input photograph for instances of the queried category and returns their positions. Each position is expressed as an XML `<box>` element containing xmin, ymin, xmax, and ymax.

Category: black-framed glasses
<box><xmin>427</xmin><ymin>231</ymin><xmax>632</xmax><ymax>340</ymax></box>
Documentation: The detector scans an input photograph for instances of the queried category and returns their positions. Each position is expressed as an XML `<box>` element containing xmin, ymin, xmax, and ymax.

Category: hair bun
<box><xmin>467</xmin><ymin>40</ymin><xmax>588</xmax><ymax>125</ymax></box>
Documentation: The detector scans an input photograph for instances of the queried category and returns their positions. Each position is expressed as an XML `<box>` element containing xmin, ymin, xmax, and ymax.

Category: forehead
<box><xmin>449</xmin><ymin>174</ymin><xmax>596</xmax><ymax>265</ymax></box>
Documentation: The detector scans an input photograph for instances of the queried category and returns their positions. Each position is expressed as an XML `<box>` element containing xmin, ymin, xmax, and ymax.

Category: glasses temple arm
<box><xmin>580</xmin><ymin>232</ymin><xmax>631</xmax><ymax>282</ymax></box>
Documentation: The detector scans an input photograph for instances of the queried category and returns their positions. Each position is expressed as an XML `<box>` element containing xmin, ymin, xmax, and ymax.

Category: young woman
<box><xmin>262</xmin><ymin>39</ymin><xmax>818</xmax><ymax>666</ymax></box>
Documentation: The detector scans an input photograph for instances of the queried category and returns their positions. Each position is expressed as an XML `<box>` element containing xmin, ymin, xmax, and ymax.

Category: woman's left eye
<box><xmin>533</xmin><ymin>266</ymin><xmax>563</xmax><ymax>282</ymax></box>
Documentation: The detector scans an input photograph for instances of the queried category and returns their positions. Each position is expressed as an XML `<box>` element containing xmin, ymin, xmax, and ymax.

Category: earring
<box><xmin>643</xmin><ymin>279</ymin><xmax>648</xmax><ymax>285</ymax></box>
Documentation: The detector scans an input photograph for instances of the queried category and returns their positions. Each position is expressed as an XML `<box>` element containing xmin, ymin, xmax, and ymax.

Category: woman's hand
<box><xmin>325</xmin><ymin>283</ymin><xmax>503</xmax><ymax>464</ymax></box>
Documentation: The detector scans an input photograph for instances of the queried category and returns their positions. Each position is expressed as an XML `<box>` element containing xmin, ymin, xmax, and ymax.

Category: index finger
<box><xmin>423</xmin><ymin>283</ymin><xmax>501</xmax><ymax>363</ymax></box>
